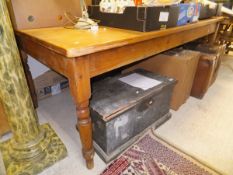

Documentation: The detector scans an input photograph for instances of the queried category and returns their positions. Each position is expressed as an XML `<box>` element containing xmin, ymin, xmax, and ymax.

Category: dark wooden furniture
<box><xmin>191</xmin><ymin>53</ymin><xmax>218</xmax><ymax>99</ymax></box>
<box><xmin>15</xmin><ymin>17</ymin><xmax>223</xmax><ymax>169</ymax></box>
<box><xmin>184</xmin><ymin>43</ymin><xmax>226</xmax><ymax>99</ymax></box>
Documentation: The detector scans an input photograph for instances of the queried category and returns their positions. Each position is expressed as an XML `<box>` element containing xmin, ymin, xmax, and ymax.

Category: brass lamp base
<box><xmin>0</xmin><ymin>124</ymin><xmax>67</xmax><ymax>175</ymax></box>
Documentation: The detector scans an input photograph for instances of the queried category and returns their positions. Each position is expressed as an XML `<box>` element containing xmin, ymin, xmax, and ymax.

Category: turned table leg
<box><xmin>77</xmin><ymin>101</ymin><xmax>94</xmax><ymax>169</ymax></box>
<box><xmin>68</xmin><ymin>57</ymin><xmax>94</xmax><ymax>169</ymax></box>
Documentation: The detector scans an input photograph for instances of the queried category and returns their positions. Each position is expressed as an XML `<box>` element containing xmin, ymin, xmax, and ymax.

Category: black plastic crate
<box><xmin>88</xmin><ymin>5</ymin><xmax>180</xmax><ymax>32</ymax></box>
<box><xmin>199</xmin><ymin>4</ymin><xmax>217</xmax><ymax>20</ymax></box>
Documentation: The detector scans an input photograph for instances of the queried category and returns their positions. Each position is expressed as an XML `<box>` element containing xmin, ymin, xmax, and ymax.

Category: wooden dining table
<box><xmin>15</xmin><ymin>16</ymin><xmax>224</xmax><ymax>169</ymax></box>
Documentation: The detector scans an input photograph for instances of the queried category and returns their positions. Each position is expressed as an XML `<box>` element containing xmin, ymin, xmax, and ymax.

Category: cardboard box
<box><xmin>34</xmin><ymin>70</ymin><xmax>69</xmax><ymax>100</ymax></box>
<box><xmin>177</xmin><ymin>3</ymin><xmax>201</xmax><ymax>26</ymax></box>
<box><xmin>88</xmin><ymin>5</ymin><xmax>180</xmax><ymax>32</ymax></box>
<box><xmin>199</xmin><ymin>4</ymin><xmax>217</xmax><ymax>20</ymax></box>
<box><xmin>189</xmin><ymin>3</ymin><xmax>201</xmax><ymax>23</ymax></box>
<box><xmin>123</xmin><ymin>49</ymin><xmax>200</xmax><ymax>110</ymax></box>
<box><xmin>177</xmin><ymin>3</ymin><xmax>190</xmax><ymax>26</ymax></box>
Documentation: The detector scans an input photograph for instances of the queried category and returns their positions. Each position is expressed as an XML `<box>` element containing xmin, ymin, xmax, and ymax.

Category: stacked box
<box><xmin>192</xmin><ymin>44</ymin><xmax>226</xmax><ymax>84</ymax></box>
<box><xmin>191</xmin><ymin>53</ymin><xmax>218</xmax><ymax>99</ymax></box>
<box><xmin>190</xmin><ymin>3</ymin><xmax>201</xmax><ymax>23</ymax></box>
<box><xmin>177</xmin><ymin>3</ymin><xmax>201</xmax><ymax>26</ymax></box>
<box><xmin>185</xmin><ymin>43</ymin><xmax>226</xmax><ymax>98</ymax></box>
<box><xmin>123</xmin><ymin>49</ymin><xmax>200</xmax><ymax>110</ymax></box>
<box><xmin>199</xmin><ymin>4</ymin><xmax>217</xmax><ymax>20</ymax></box>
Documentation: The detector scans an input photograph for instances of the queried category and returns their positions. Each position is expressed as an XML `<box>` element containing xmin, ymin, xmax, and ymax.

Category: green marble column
<box><xmin>0</xmin><ymin>0</ymin><xmax>67</xmax><ymax>174</ymax></box>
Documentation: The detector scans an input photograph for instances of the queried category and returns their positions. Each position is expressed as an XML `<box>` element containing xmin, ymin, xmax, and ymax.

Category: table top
<box><xmin>16</xmin><ymin>17</ymin><xmax>224</xmax><ymax>58</ymax></box>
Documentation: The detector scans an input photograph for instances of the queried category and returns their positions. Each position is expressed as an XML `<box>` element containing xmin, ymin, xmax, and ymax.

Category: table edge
<box><xmin>16</xmin><ymin>17</ymin><xmax>225</xmax><ymax>58</ymax></box>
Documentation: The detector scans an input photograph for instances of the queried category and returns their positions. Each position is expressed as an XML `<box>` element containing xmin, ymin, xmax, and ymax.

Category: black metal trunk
<box><xmin>90</xmin><ymin>69</ymin><xmax>176</xmax><ymax>162</ymax></box>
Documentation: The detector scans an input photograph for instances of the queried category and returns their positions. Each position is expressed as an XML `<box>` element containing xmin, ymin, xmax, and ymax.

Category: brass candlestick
<box><xmin>0</xmin><ymin>0</ymin><xmax>67</xmax><ymax>174</ymax></box>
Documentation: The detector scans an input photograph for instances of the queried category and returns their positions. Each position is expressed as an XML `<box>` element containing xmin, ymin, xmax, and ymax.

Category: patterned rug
<box><xmin>101</xmin><ymin>130</ymin><xmax>219</xmax><ymax>175</ymax></box>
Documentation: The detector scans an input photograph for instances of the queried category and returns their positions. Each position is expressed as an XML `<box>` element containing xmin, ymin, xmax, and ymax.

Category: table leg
<box><xmin>208</xmin><ymin>22</ymin><xmax>220</xmax><ymax>44</ymax></box>
<box><xmin>69</xmin><ymin>58</ymin><xmax>94</xmax><ymax>169</ymax></box>
<box><xmin>77</xmin><ymin>100</ymin><xmax>94</xmax><ymax>169</ymax></box>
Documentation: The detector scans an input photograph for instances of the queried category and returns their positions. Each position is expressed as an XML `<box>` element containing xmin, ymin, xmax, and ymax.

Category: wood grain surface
<box><xmin>16</xmin><ymin>17</ymin><xmax>224</xmax><ymax>58</ymax></box>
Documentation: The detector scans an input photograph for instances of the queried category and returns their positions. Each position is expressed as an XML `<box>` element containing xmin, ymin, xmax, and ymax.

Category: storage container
<box><xmin>191</xmin><ymin>53</ymin><xmax>218</xmax><ymax>99</ymax></box>
<box><xmin>199</xmin><ymin>4</ymin><xmax>217</xmax><ymax>20</ymax></box>
<box><xmin>88</xmin><ymin>5</ymin><xmax>180</xmax><ymax>32</ymax></box>
<box><xmin>185</xmin><ymin>43</ymin><xmax>226</xmax><ymax>87</ymax></box>
<box><xmin>34</xmin><ymin>70</ymin><xmax>69</xmax><ymax>100</ymax></box>
<box><xmin>123</xmin><ymin>49</ymin><xmax>200</xmax><ymax>110</ymax></box>
<box><xmin>194</xmin><ymin>44</ymin><xmax>226</xmax><ymax>85</ymax></box>
<box><xmin>90</xmin><ymin>69</ymin><xmax>176</xmax><ymax>162</ymax></box>
<box><xmin>177</xmin><ymin>3</ymin><xmax>201</xmax><ymax>26</ymax></box>
<box><xmin>189</xmin><ymin>3</ymin><xmax>201</xmax><ymax>23</ymax></box>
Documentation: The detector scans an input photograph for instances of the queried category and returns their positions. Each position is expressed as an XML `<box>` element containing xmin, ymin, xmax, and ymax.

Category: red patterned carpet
<box><xmin>101</xmin><ymin>130</ymin><xmax>219</xmax><ymax>175</ymax></box>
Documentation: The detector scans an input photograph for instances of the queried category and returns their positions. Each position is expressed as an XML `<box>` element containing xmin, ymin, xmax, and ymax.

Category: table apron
<box><xmin>17</xmin><ymin>22</ymin><xmax>217</xmax><ymax>78</ymax></box>
<box><xmin>89</xmin><ymin>23</ymin><xmax>217</xmax><ymax>77</ymax></box>
<box><xmin>16</xmin><ymin>36</ymin><xmax>72</xmax><ymax>77</ymax></box>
